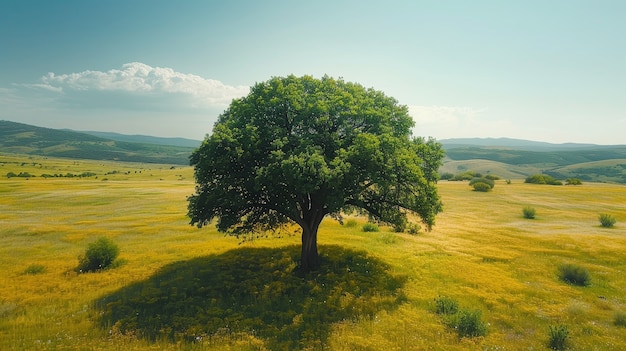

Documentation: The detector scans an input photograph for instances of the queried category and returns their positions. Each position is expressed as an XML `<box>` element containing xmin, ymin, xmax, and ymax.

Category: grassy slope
<box><xmin>0</xmin><ymin>121</ymin><xmax>194</xmax><ymax>165</ymax></box>
<box><xmin>1</xmin><ymin>155</ymin><xmax>625</xmax><ymax>350</ymax></box>
<box><xmin>442</xmin><ymin>145</ymin><xmax>626</xmax><ymax>184</ymax></box>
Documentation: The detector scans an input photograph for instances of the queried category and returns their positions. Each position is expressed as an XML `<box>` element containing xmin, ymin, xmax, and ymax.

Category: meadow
<box><xmin>1</xmin><ymin>154</ymin><xmax>625</xmax><ymax>350</ymax></box>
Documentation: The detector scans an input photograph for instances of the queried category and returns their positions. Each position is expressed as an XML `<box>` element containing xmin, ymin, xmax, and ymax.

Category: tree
<box><xmin>188</xmin><ymin>75</ymin><xmax>444</xmax><ymax>272</ymax></box>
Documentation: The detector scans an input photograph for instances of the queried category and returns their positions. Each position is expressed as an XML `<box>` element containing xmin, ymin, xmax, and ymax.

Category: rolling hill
<box><xmin>440</xmin><ymin>138</ymin><xmax>626</xmax><ymax>184</ymax></box>
<box><xmin>0</xmin><ymin>120</ymin><xmax>195</xmax><ymax>165</ymax></box>
<box><xmin>2</xmin><ymin>121</ymin><xmax>625</xmax><ymax>182</ymax></box>
<box><xmin>77</xmin><ymin>130</ymin><xmax>201</xmax><ymax>148</ymax></box>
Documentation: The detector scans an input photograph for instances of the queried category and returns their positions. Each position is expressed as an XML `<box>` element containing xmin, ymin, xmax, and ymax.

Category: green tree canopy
<box><xmin>188</xmin><ymin>75</ymin><xmax>443</xmax><ymax>271</ymax></box>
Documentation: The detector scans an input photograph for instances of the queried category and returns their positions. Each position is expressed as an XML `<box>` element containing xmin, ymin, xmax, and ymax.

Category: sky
<box><xmin>1</xmin><ymin>1</ymin><xmax>625</xmax><ymax>144</ymax></box>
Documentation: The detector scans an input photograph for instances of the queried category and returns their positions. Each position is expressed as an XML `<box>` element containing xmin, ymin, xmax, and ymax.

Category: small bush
<box><xmin>505</xmin><ymin>179</ymin><xmax>512</xmax><ymax>184</ymax></box>
<box><xmin>548</xmin><ymin>324</ymin><xmax>569</xmax><ymax>350</ymax></box>
<box><xmin>77</xmin><ymin>237</ymin><xmax>120</xmax><ymax>273</ymax></box>
<box><xmin>523</xmin><ymin>206</ymin><xmax>536</xmax><ymax>219</ymax></box>
<box><xmin>344</xmin><ymin>219</ymin><xmax>358</xmax><ymax>227</ymax></box>
<box><xmin>472</xmin><ymin>182</ymin><xmax>492</xmax><ymax>192</ymax></box>
<box><xmin>407</xmin><ymin>223</ymin><xmax>421</xmax><ymax>235</ymax></box>
<box><xmin>525</xmin><ymin>174</ymin><xmax>562</xmax><ymax>185</ymax></box>
<box><xmin>484</xmin><ymin>174</ymin><xmax>500</xmax><ymax>180</ymax></box>
<box><xmin>599</xmin><ymin>213</ymin><xmax>616</xmax><ymax>228</ymax></box>
<box><xmin>434</xmin><ymin>296</ymin><xmax>459</xmax><ymax>315</ymax></box>
<box><xmin>362</xmin><ymin>223</ymin><xmax>379</xmax><ymax>232</ymax></box>
<box><xmin>469</xmin><ymin>177</ymin><xmax>494</xmax><ymax>188</ymax></box>
<box><xmin>558</xmin><ymin>263</ymin><xmax>590</xmax><ymax>286</ymax></box>
<box><xmin>614</xmin><ymin>311</ymin><xmax>626</xmax><ymax>327</ymax></box>
<box><xmin>456</xmin><ymin>309</ymin><xmax>488</xmax><ymax>338</ymax></box>
<box><xmin>565</xmin><ymin>178</ymin><xmax>582</xmax><ymax>185</ymax></box>
<box><xmin>392</xmin><ymin>219</ymin><xmax>407</xmax><ymax>233</ymax></box>
<box><xmin>23</xmin><ymin>264</ymin><xmax>46</xmax><ymax>275</ymax></box>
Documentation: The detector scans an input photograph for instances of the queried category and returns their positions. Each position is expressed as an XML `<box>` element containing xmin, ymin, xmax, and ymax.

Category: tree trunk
<box><xmin>300</xmin><ymin>224</ymin><xmax>320</xmax><ymax>272</ymax></box>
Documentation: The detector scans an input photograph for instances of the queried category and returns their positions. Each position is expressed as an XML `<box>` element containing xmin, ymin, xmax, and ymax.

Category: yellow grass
<box><xmin>1</xmin><ymin>154</ymin><xmax>625</xmax><ymax>350</ymax></box>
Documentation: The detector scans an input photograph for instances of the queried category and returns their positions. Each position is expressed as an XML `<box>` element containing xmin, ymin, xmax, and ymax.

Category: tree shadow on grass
<box><xmin>95</xmin><ymin>245</ymin><xmax>406</xmax><ymax>350</ymax></box>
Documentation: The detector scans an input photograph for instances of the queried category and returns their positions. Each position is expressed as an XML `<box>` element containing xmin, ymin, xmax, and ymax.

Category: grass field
<box><xmin>1</xmin><ymin>154</ymin><xmax>625</xmax><ymax>350</ymax></box>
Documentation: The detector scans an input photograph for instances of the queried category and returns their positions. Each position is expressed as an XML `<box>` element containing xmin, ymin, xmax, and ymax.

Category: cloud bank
<box><xmin>31</xmin><ymin>62</ymin><xmax>250</xmax><ymax>107</ymax></box>
<box><xmin>409</xmin><ymin>105</ymin><xmax>500</xmax><ymax>140</ymax></box>
<box><xmin>2</xmin><ymin>63</ymin><xmax>254</xmax><ymax>138</ymax></box>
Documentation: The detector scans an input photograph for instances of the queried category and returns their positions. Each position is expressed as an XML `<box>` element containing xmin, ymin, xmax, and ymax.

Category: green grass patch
<box><xmin>344</xmin><ymin>219</ymin><xmax>358</xmax><ymax>227</ymax></box>
<box><xmin>22</xmin><ymin>264</ymin><xmax>46</xmax><ymax>275</ymax></box>
<box><xmin>2</xmin><ymin>155</ymin><xmax>626</xmax><ymax>350</ymax></box>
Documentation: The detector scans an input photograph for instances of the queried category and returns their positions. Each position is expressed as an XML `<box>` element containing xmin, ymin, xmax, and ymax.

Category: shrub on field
<box><xmin>599</xmin><ymin>213</ymin><xmax>616</xmax><ymax>228</ymax></box>
<box><xmin>558</xmin><ymin>263</ymin><xmax>590</xmax><ymax>286</ymax></box>
<box><xmin>469</xmin><ymin>177</ymin><xmax>494</xmax><ymax>192</ymax></box>
<box><xmin>565</xmin><ymin>178</ymin><xmax>582</xmax><ymax>185</ymax></box>
<box><xmin>456</xmin><ymin>309</ymin><xmax>488</xmax><ymax>338</ymax></box>
<box><xmin>451</xmin><ymin>171</ymin><xmax>482</xmax><ymax>181</ymax></box>
<box><xmin>471</xmin><ymin>182</ymin><xmax>492</xmax><ymax>192</ymax></box>
<box><xmin>434</xmin><ymin>296</ymin><xmax>459</xmax><ymax>315</ymax></box>
<box><xmin>523</xmin><ymin>206</ymin><xmax>536</xmax><ymax>219</ymax></box>
<box><xmin>434</xmin><ymin>296</ymin><xmax>487</xmax><ymax>338</ymax></box>
<box><xmin>362</xmin><ymin>223</ymin><xmax>379</xmax><ymax>232</ymax></box>
<box><xmin>407</xmin><ymin>223</ymin><xmax>421</xmax><ymax>235</ymax></box>
<box><xmin>525</xmin><ymin>174</ymin><xmax>562</xmax><ymax>185</ymax></box>
<box><xmin>77</xmin><ymin>237</ymin><xmax>120</xmax><ymax>273</ymax></box>
<box><xmin>548</xmin><ymin>324</ymin><xmax>569</xmax><ymax>350</ymax></box>
<box><xmin>392</xmin><ymin>218</ymin><xmax>407</xmax><ymax>232</ymax></box>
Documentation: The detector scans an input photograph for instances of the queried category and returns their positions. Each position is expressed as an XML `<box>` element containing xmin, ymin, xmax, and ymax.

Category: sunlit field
<box><xmin>1</xmin><ymin>154</ymin><xmax>625</xmax><ymax>350</ymax></box>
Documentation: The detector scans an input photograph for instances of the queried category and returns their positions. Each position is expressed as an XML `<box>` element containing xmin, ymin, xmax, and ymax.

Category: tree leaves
<box><xmin>189</xmin><ymin>75</ymin><xmax>443</xmax><ymax>237</ymax></box>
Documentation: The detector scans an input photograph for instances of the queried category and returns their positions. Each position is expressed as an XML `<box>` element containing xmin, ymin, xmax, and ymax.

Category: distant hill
<box><xmin>0</xmin><ymin>120</ymin><xmax>194</xmax><ymax>165</ymax></box>
<box><xmin>440</xmin><ymin>138</ymin><xmax>626</xmax><ymax>184</ymax></box>
<box><xmin>2</xmin><ymin>121</ymin><xmax>625</xmax><ymax>182</ymax></box>
<box><xmin>77</xmin><ymin>130</ymin><xmax>201</xmax><ymax>148</ymax></box>
<box><xmin>441</xmin><ymin>137</ymin><xmax>607</xmax><ymax>151</ymax></box>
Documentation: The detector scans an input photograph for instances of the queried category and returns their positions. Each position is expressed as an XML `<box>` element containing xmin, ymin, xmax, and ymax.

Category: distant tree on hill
<box><xmin>188</xmin><ymin>75</ymin><xmax>444</xmax><ymax>272</ymax></box>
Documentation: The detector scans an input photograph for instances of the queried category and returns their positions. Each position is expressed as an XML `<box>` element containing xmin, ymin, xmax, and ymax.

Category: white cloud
<box><xmin>1</xmin><ymin>63</ymin><xmax>254</xmax><ymax>139</ymax></box>
<box><xmin>33</xmin><ymin>62</ymin><xmax>250</xmax><ymax>106</ymax></box>
<box><xmin>408</xmin><ymin>105</ymin><xmax>496</xmax><ymax>139</ymax></box>
<box><xmin>409</xmin><ymin>105</ymin><xmax>486</xmax><ymax>128</ymax></box>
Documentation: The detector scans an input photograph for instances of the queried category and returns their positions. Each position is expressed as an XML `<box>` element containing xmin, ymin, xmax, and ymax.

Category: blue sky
<box><xmin>1</xmin><ymin>1</ymin><xmax>625</xmax><ymax>144</ymax></box>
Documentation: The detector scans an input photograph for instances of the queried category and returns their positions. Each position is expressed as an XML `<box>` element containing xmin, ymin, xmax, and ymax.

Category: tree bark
<box><xmin>300</xmin><ymin>222</ymin><xmax>321</xmax><ymax>272</ymax></box>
